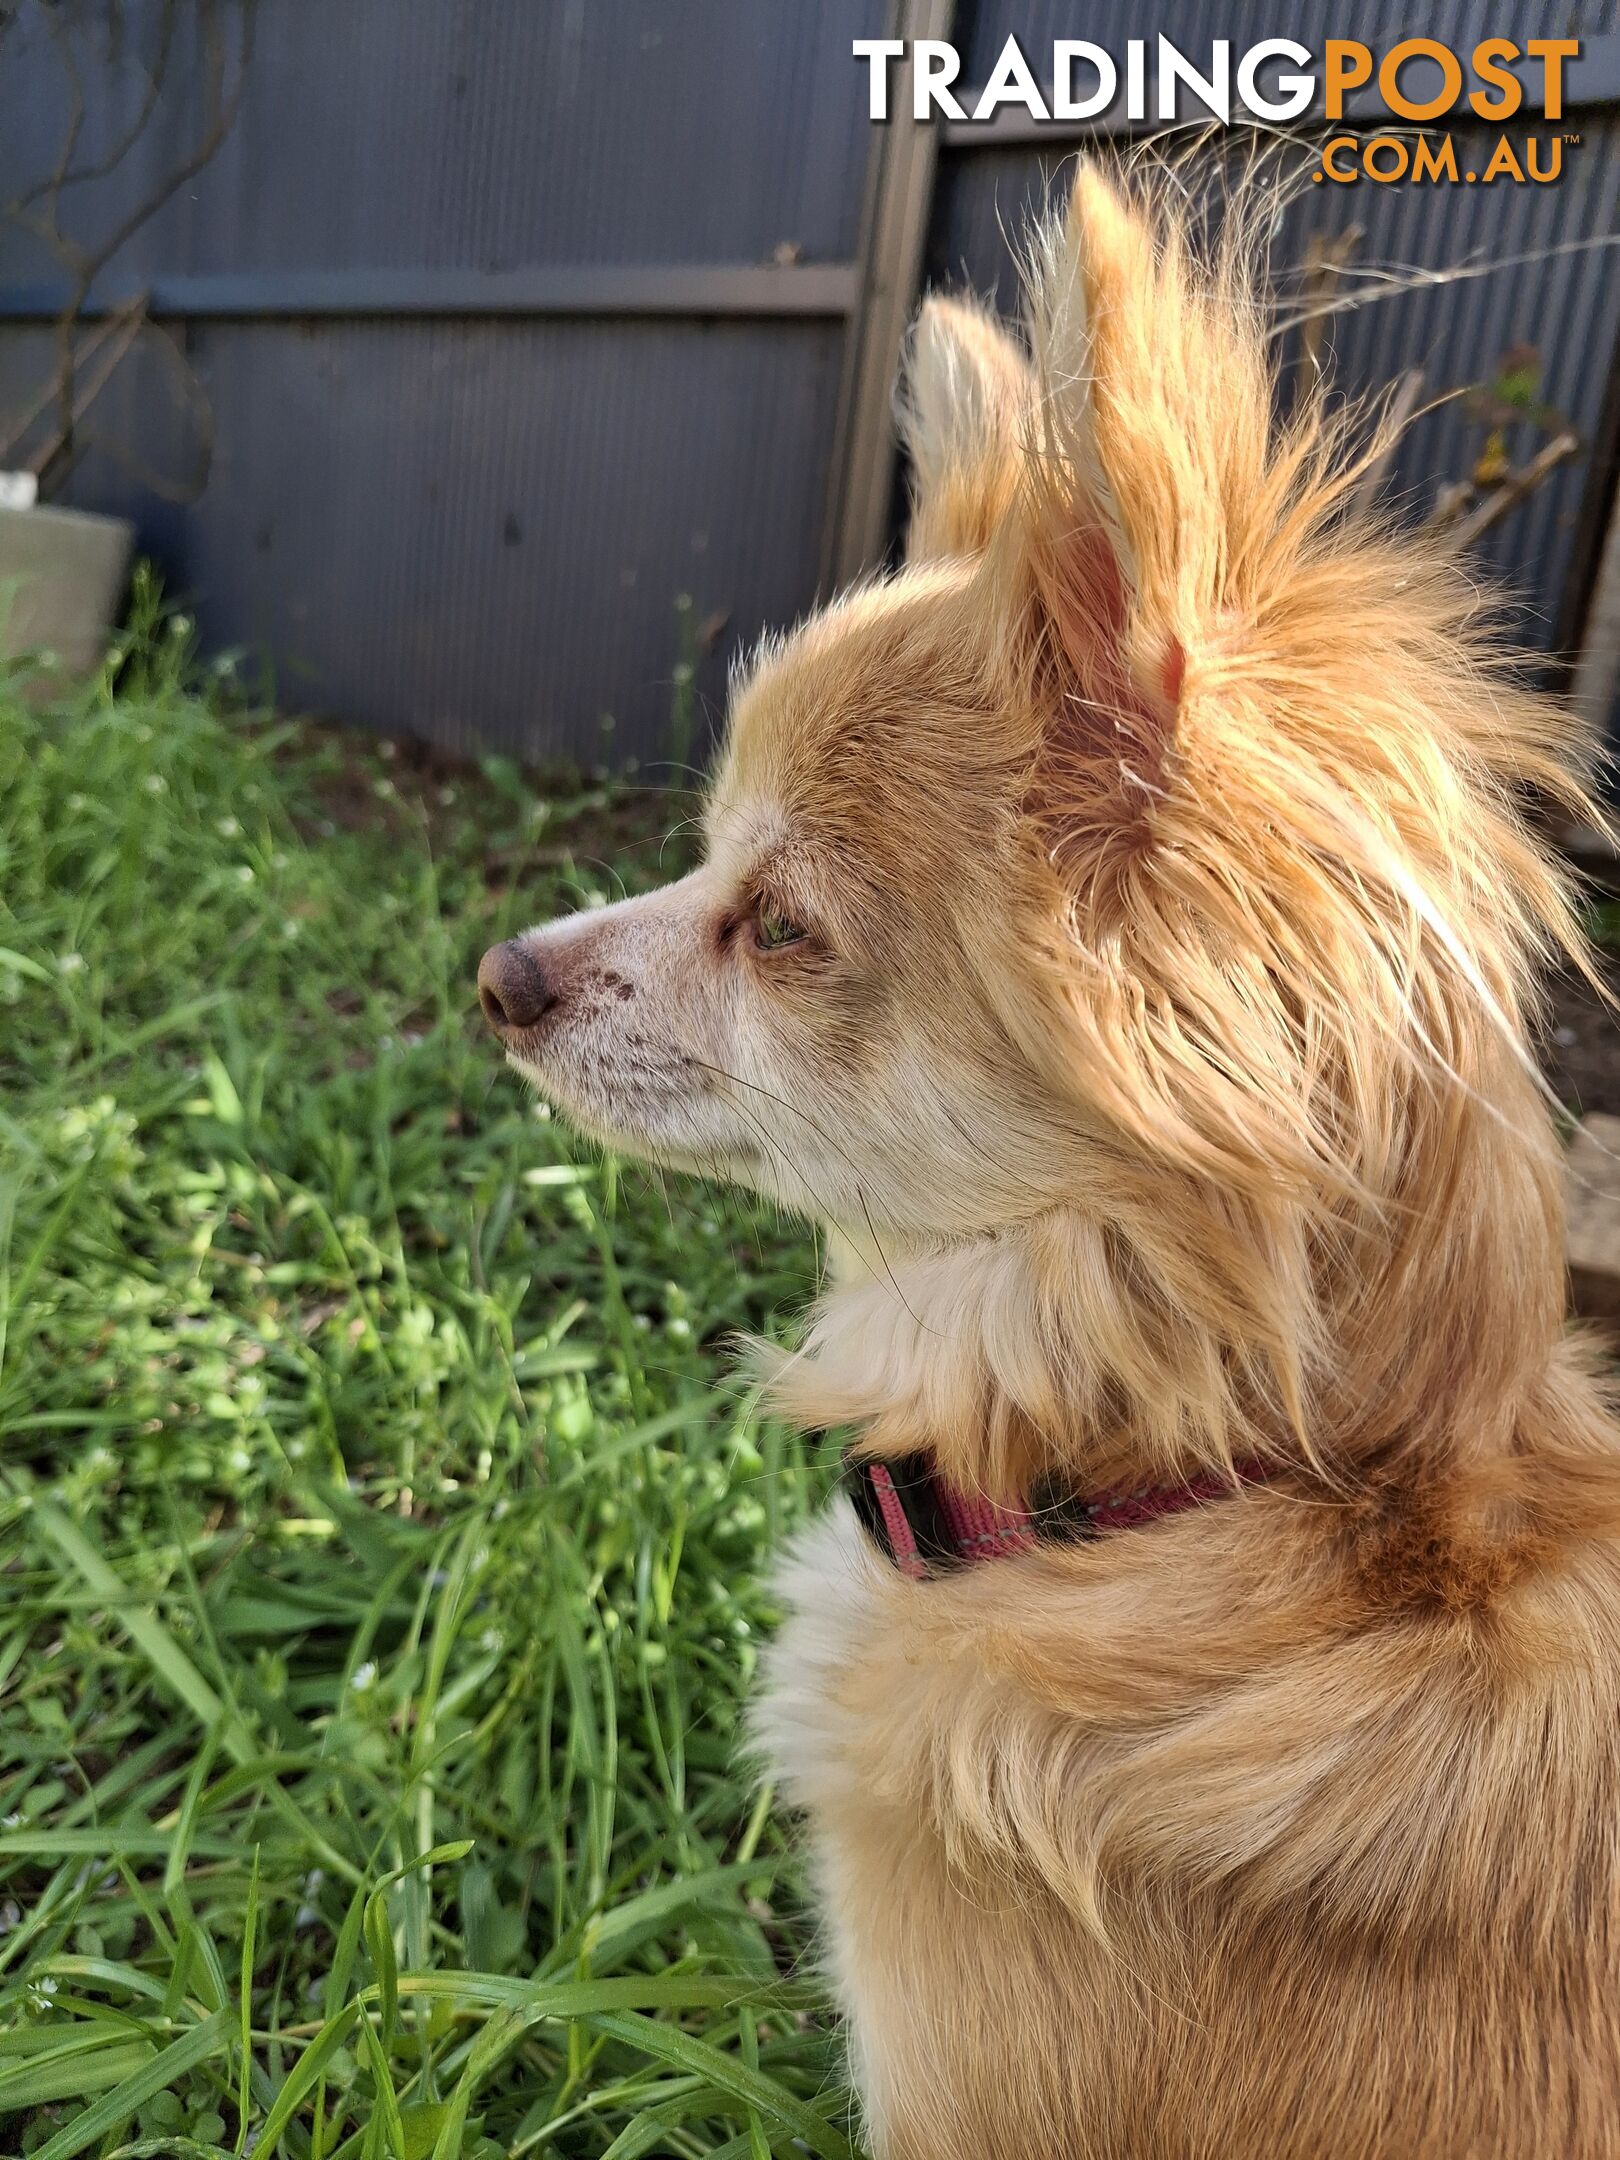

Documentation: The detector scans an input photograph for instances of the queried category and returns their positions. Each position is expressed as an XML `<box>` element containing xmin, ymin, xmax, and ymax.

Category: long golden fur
<box><xmin>481</xmin><ymin>162</ymin><xmax>1620</xmax><ymax>2156</ymax></box>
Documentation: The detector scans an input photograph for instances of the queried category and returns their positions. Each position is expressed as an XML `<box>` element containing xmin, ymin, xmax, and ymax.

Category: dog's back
<box><xmin>763</xmin><ymin>1393</ymin><xmax>1620</xmax><ymax>2157</ymax></box>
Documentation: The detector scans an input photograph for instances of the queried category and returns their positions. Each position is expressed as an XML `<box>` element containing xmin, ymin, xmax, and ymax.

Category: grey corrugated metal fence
<box><xmin>935</xmin><ymin>0</ymin><xmax>1620</xmax><ymax>680</ymax></box>
<box><xmin>2</xmin><ymin>1</ymin><xmax>1619</xmax><ymax>763</ymax></box>
<box><xmin>0</xmin><ymin>0</ymin><xmax>894</xmax><ymax>764</ymax></box>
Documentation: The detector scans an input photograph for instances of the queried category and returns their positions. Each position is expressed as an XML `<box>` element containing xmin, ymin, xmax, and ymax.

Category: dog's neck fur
<box><xmin>759</xmin><ymin>1029</ymin><xmax>1571</xmax><ymax>1510</ymax></box>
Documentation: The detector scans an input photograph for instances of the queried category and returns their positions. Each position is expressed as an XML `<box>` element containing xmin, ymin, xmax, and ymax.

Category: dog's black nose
<box><xmin>478</xmin><ymin>939</ymin><xmax>554</xmax><ymax>1034</ymax></box>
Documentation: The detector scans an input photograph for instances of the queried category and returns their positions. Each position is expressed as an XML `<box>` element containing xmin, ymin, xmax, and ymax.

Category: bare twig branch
<box><xmin>27</xmin><ymin>299</ymin><xmax>147</xmax><ymax>483</ymax></box>
<box><xmin>1348</xmin><ymin>367</ymin><xmax>1425</xmax><ymax>518</ymax></box>
<box><xmin>1294</xmin><ymin>223</ymin><xmax>1362</xmax><ymax>393</ymax></box>
<box><xmin>28</xmin><ymin>2</ymin><xmax>89</xmax><ymax>237</ymax></box>
<box><xmin>0</xmin><ymin>1</ymin><xmax>254</xmax><ymax>499</ymax></box>
<box><xmin>1445</xmin><ymin>431</ymin><xmax>1581</xmax><ymax>549</ymax></box>
<box><xmin>0</xmin><ymin>299</ymin><xmax>136</xmax><ymax>462</ymax></box>
<box><xmin>1270</xmin><ymin>233</ymin><xmax>1620</xmax><ymax>344</ymax></box>
<box><xmin>1429</xmin><ymin>478</ymin><xmax>1474</xmax><ymax>529</ymax></box>
<box><xmin>14</xmin><ymin>0</ymin><xmax>179</xmax><ymax>214</ymax></box>
<box><xmin>69</xmin><ymin>2</ymin><xmax>253</xmax><ymax>300</ymax></box>
<box><xmin>55</xmin><ymin>317</ymin><xmax>220</xmax><ymax>503</ymax></box>
<box><xmin>51</xmin><ymin>1</ymin><xmax>254</xmax><ymax>460</ymax></box>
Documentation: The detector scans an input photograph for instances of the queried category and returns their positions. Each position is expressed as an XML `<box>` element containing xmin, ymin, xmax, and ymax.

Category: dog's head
<box><xmin>481</xmin><ymin>166</ymin><xmax>1591</xmax><ymax>1474</ymax></box>
<box><xmin>476</xmin><ymin>545</ymin><xmax>1065</xmax><ymax>1237</ymax></box>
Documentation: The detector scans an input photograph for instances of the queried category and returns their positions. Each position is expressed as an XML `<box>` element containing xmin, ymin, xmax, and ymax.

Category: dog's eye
<box><xmin>753</xmin><ymin>904</ymin><xmax>807</xmax><ymax>953</ymax></box>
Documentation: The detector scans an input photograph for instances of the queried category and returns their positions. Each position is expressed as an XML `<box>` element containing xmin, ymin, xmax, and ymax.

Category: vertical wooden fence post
<box><xmin>824</xmin><ymin>0</ymin><xmax>952</xmax><ymax>593</ymax></box>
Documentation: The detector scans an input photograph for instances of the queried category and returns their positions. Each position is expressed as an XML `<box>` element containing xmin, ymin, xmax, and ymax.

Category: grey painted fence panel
<box><xmin>0</xmin><ymin>314</ymin><xmax>846</xmax><ymax>758</ymax></box>
<box><xmin>0</xmin><ymin>1</ymin><xmax>886</xmax><ymax>281</ymax></box>
<box><xmin>958</xmin><ymin>0</ymin><xmax>1620</xmax><ymax>81</ymax></box>
<box><xmin>0</xmin><ymin>0</ymin><xmax>885</xmax><ymax>762</ymax></box>
<box><xmin>3</xmin><ymin>2</ymin><xmax>1619</xmax><ymax>760</ymax></box>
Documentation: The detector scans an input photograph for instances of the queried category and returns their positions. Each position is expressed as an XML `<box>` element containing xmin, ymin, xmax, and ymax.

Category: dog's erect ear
<box><xmin>899</xmin><ymin>296</ymin><xmax>1032</xmax><ymax>562</ymax></box>
<box><xmin>1015</xmin><ymin>164</ymin><xmax>1273</xmax><ymax>807</ymax></box>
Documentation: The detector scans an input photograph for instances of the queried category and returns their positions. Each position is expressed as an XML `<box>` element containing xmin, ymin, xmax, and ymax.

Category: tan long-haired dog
<box><xmin>479</xmin><ymin>164</ymin><xmax>1620</xmax><ymax>2158</ymax></box>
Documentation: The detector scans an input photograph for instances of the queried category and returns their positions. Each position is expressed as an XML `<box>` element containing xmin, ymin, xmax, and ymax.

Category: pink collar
<box><xmin>847</xmin><ymin>1448</ymin><xmax>1276</xmax><ymax>1580</ymax></box>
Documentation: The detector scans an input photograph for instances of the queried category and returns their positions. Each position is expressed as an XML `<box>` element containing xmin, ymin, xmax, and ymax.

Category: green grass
<box><xmin>0</xmin><ymin>580</ymin><xmax>843</xmax><ymax>2157</ymax></box>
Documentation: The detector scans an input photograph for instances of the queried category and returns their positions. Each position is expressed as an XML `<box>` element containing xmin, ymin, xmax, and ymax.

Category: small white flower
<box><xmin>67</xmin><ymin>792</ymin><xmax>87</xmax><ymax>812</ymax></box>
<box><xmin>56</xmin><ymin>951</ymin><xmax>85</xmax><ymax>975</ymax></box>
<box><xmin>169</xmin><ymin>613</ymin><xmax>193</xmax><ymax>638</ymax></box>
<box><xmin>37</xmin><ymin>1976</ymin><xmax>56</xmax><ymax>1996</ymax></box>
<box><xmin>235</xmin><ymin>864</ymin><xmax>255</xmax><ymax>884</ymax></box>
<box><xmin>350</xmin><ymin>1661</ymin><xmax>377</xmax><ymax>1693</ymax></box>
<box><xmin>281</xmin><ymin>919</ymin><xmax>302</xmax><ymax>941</ymax></box>
<box><xmin>216</xmin><ymin>815</ymin><xmax>242</xmax><ymax>838</ymax></box>
<box><xmin>295</xmin><ymin>1867</ymin><xmax>324</xmax><ymax>1927</ymax></box>
<box><xmin>3</xmin><ymin>1812</ymin><xmax>23</xmax><ymax>1830</ymax></box>
<box><xmin>143</xmin><ymin>773</ymin><xmax>166</xmax><ymax>794</ymax></box>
